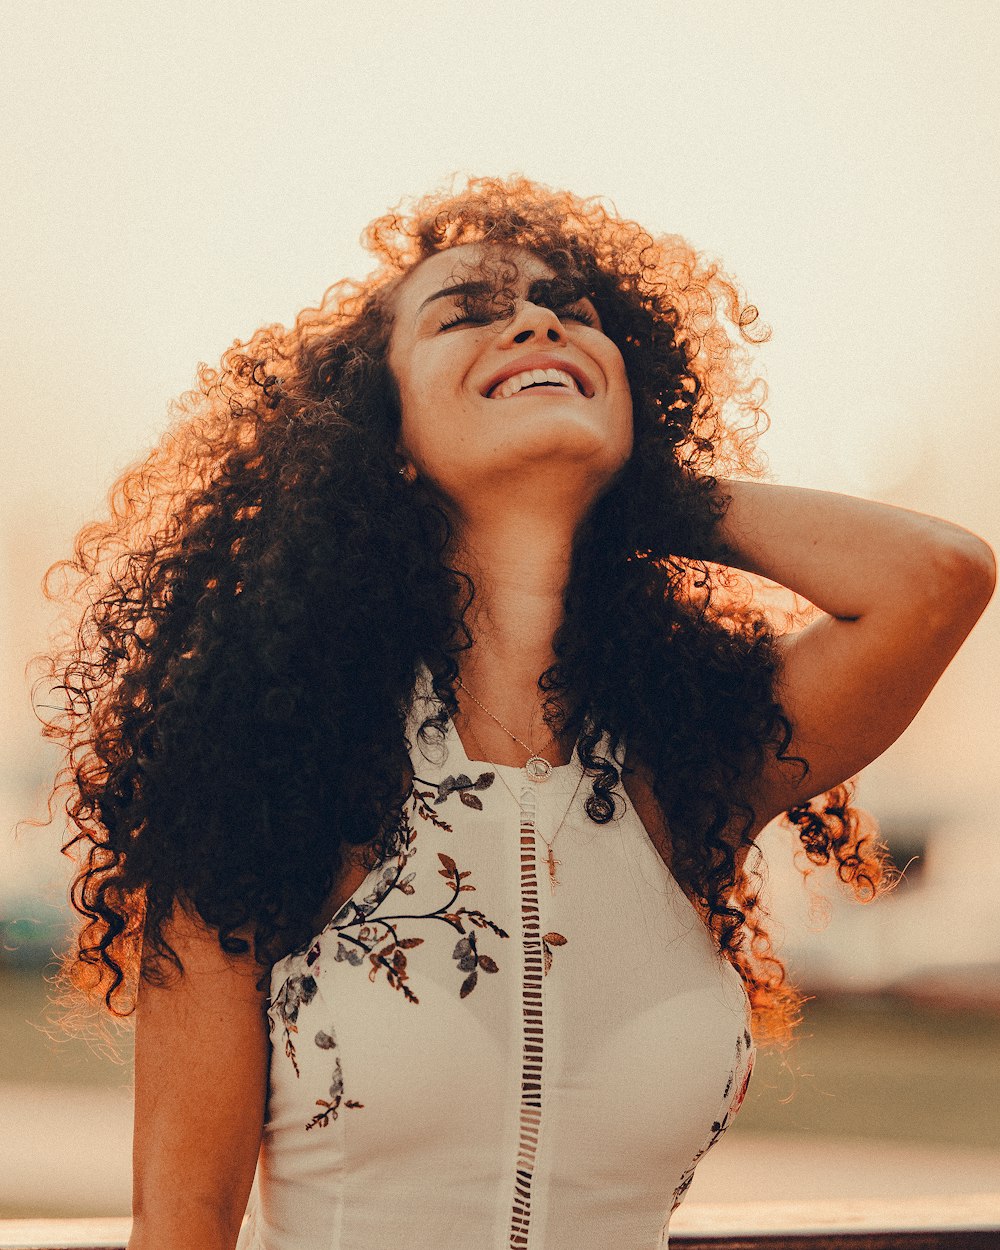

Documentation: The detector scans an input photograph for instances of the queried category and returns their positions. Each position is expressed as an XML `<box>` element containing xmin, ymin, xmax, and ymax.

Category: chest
<box><xmin>311</xmin><ymin>757</ymin><xmax>675</xmax><ymax>937</ymax></box>
<box><xmin>260</xmin><ymin>770</ymin><xmax>756</xmax><ymax>1250</ymax></box>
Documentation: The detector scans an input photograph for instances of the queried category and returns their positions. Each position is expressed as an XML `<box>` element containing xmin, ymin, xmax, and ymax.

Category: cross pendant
<box><xmin>545</xmin><ymin>845</ymin><xmax>561</xmax><ymax>894</ymax></box>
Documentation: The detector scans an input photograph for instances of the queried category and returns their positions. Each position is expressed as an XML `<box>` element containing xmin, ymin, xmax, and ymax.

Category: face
<box><xmin>387</xmin><ymin>242</ymin><xmax>633</xmax><ymax>523</ymax></box>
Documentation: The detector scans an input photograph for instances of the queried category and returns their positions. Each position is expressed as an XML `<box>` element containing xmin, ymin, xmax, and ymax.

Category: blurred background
<box><xmin>1</xmin><ymin>0</ymin><xmax>997</xmax><ymax>1219</ymax></box>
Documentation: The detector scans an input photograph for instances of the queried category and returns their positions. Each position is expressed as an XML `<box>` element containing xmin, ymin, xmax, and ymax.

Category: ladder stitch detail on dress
<box><xmin>509</xmin><ymin>783</ymin><xmax>544</xmax><ymax>1248</ymax></box>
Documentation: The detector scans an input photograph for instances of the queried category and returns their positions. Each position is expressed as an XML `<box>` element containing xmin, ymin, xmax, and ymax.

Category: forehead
<box><xmin>393</xmin><ymin>243</ymin><xmax>557</xmax><ymax>324</ymax></box>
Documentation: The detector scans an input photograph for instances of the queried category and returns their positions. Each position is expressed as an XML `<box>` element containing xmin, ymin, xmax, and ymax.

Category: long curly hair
<box><xmin>33</xmin><ymin>174</ymin><xmax>895</xmax><ymax>1052</ymax></box>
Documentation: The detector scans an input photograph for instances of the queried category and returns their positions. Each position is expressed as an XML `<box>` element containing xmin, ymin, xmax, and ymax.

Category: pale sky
<box><xmin>2</xmin><ymin>1</ymin><xmax>998</xmax><ymax>856</ymax></box>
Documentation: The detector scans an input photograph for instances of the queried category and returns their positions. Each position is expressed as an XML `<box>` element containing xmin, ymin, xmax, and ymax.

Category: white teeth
<box><xmin>490</xmin><ymin>367</ymin><xmax>580</xmax><ymax>399</ymax></box>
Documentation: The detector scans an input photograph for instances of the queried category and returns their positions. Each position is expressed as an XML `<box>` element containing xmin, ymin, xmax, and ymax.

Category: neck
<box><xmin>445</xmin><ymin>502</ymin><xmax>579</xmax><ymax>761</ymax></box>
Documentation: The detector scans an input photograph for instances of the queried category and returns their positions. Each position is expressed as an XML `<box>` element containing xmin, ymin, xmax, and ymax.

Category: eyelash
<box><xmin>437</xmin><ymin>305</ymin><xmax>598</xmax><ymax>332</ymax></box>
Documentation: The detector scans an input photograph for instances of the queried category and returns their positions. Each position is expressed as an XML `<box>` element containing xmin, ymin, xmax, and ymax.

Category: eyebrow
<box><xmin>414</xmin><ymin>276</ymin><xmax>591</xmax><ymax>322</ymax></box>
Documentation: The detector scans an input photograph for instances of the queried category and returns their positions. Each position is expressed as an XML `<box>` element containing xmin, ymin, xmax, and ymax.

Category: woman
<box><xmin>39</xmin><ymin>176</ymin><xmax>994</xmax><ymax>1249</ymax></box>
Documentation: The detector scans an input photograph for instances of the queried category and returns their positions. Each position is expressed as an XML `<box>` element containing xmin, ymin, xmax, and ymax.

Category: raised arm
<box><xmin>691</xmin><ymin>478</ymin><xmax>996</xmax><ymax>830</ymax></box>
<box><xmin>128</xmin><ymin>900</ymin><xmax>271</xmax><ymax>1250</ymax></box>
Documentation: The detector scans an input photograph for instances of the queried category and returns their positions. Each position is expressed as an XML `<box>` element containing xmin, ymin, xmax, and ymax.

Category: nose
<box><xmin>503</xmin><ymin>300</ymin><xmax>567</xmax><ymax>346</ymax></box>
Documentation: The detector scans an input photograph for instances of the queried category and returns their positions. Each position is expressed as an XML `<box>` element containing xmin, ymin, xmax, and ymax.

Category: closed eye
<box><xmin>437</xmin><ymin>303</ymin><xmax>599</xmax><ymax>332</ymax></box>
<box><xmin>559</xmin><ymin>305</ymin><xmax>598</xmax><ymax>328</ymax></box>
<box><xmin>437</xmin><ymin>311</ymin><xmax>492</xmax><ymax>331</ymax></box>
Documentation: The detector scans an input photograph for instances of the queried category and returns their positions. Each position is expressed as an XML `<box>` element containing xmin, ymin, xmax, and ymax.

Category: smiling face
<box><xmin>387</xmin><ymin>242</ymin><xmax>633</xmax><ymax>525</ymax></box>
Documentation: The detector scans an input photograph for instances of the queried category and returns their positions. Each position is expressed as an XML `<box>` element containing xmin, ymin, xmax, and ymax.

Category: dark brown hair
<box><xmin>33</xmin><ymin>175</ymin><xmax>895</xmax><ymax>1051</ymax></box>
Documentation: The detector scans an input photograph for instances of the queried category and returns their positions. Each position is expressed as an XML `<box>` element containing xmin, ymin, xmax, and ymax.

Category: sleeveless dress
<box><xmin>236</xmin><ymin>662</ymin><xmax>755</xmax><ymax>1250</ymax></box>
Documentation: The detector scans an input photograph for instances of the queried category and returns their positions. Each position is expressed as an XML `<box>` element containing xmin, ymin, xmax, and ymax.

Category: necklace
<box><xmin>456</xmin><ymin>676</ymin><xmax>557</xmax><ymax>782</ymax></box>
<box><xmin>461</xmin><ymin>716</ymin><xmax>585</xmax><ymax>895</ymax></box>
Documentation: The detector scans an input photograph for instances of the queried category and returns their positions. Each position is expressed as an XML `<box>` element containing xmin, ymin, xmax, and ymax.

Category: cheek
<box><xmin>397</xmin><ymin>379</ymin><xmax>471</xmax><ymax>471</ymax></box>
<box><xmin>399</xmin><ymin>396</ymin><xmax>435</xmax><ymax>460</ymax></box>
<box><xmin>400</xmin><ymin>353</ymin><xmax>477</xmax><ymax>442</ymax></box>
<box><xmin>606</xmin><ymin>352</ymin><xmax>634</xmax><ymax>435</ymax></box>
<box><xmin>395</xmin><ymin>367</ymin><xmax>437</xmax><ymax>441</ymax></box>
<box><xmin>397</xmin><ymin>350</ymin><xmax>448</xmax><ymax>416</ymax></box>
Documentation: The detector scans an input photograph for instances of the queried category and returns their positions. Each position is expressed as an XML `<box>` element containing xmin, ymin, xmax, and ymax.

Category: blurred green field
<box><xmin>2</xmin><ymin>965</ymin><xmax>999</xmax><ymax>1149</ymax></box>
<box><xmin>1</xmin><ymin>964</ymin><xmax>134</xmax><ymax>1088</ymax></box>
<box><xmin>735</xmin><ymin>993</ymin><xmax>1000</xmax><ymax>1150</ymax></box>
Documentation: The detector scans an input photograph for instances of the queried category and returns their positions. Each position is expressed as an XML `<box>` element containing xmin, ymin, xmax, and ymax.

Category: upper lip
<box><xmin>481</xmin><ymin>353</ymin><xmax>594</xmax><ymax>399</ymax></box>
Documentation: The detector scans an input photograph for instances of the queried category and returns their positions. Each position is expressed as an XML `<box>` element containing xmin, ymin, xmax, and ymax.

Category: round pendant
<box><xmin>525</xmin><ymin>755</ymin><xmax>552</xmax><ymax>782</ymax></box>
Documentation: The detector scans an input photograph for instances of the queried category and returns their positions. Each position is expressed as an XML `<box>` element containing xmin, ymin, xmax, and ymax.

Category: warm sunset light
<box><xmin>0</xmin><ymin>1</ymin><xmax>997</xmax><ymax>1242</ymax></box>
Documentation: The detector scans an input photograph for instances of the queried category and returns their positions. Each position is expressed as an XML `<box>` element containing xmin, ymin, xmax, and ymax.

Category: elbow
<box><xmin>129</xmin><ymin>1209</ymin><xmax>241</xmax><ymax>1250</ymax></box>
<box><xmin>949</xmin><ymin>533</ymin><xmax>995</xmax><ymax>607</ymax></box>
<box><xmin>130</xmin><ymin>1187</ymin><xmax>248</xmax><ymax>1250</ymax></box>
<box><xmin>924</xmin><ymin>534</ymin><xmax>996</xmax><ymax>628</ymax></box>
<box><xmin>972</xmin><ymin>536</ymin><xmax>998</xmax><ymax>600</ymax></box>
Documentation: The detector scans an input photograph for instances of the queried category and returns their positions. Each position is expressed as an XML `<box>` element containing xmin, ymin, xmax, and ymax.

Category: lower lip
<box><xmin>488</xmin><ymin>386</ymin><xmax>584</xmax><ymax>401</ymax></box>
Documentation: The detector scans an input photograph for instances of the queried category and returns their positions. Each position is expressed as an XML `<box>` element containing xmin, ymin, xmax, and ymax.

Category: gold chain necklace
<box><xmin>460</xmin><ymin>713</ymin><xmax>585</xmax><ymax>896</ymax></box>
<box><xmin>455</xmin><ymin>675</ymin><xmax>557</xmax><ymax>782</ymax></box>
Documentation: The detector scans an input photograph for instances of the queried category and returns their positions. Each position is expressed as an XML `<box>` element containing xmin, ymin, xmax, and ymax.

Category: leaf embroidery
<box><xmin>452</xmin><ymin>930</ymin><xmax>501</xmax><ymax>998</ymax></box>
<box><xmin>319</xmin><ymin>789</ymin><xmax>509</xmax><ymax>1004</ymax></box>
<box><xmin>267</xmin><ymin>972</ymin><xmax>318</xmax><ymax>1077</ymax></box>
<box><xmin>542</xmin><ymin>931</ymin><xmax>567</xmax><ymax>976</ymax></box>
<box><xmin>670</xmin><ymin>1028</ymin><xmax>755</xmax><ymax>1211</ymax></box>
<box><xmin>303</xmin><ymin>1021</ymin><xmax>365</xmax><ymax>1131</ymax></box>
<box><xmin>411</xmin><ymin>785</ymin><xmax>453</xmax><ymax>831</ymax></box>
<box><xmin>272</xmin><ymin>774</ymin><xmax>514</xmax><ymax>1132</ymax></box>
<box><xmin>431</xmin><ymin>771</ymin><xmax>495</xmax><ymax>806</ymax></box>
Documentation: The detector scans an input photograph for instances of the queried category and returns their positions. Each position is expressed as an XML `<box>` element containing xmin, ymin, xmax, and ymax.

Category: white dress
<box><xmin>236</xmin><ymin>662</ymin><xmax>755</xmax><ymax>1249</ymax></box>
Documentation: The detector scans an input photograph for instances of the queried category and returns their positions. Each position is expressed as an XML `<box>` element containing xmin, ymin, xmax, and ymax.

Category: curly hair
<box><xmin>33</xmin><ymin>174</ymin><xmax>895</xmax><ymax>1053</ymax></box>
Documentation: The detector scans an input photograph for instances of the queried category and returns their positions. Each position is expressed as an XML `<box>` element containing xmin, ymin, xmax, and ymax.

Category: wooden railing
<box><xmin>1</xmin><ymin>1195</ymin><xmax>998</xmax><ymax>1249</ymax></box>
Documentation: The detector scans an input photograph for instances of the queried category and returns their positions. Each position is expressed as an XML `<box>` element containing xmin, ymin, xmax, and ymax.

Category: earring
<box><xmin>398</xmin><ymin>462</ymin><xmax>417</xmax><ymax>483</ymax></box>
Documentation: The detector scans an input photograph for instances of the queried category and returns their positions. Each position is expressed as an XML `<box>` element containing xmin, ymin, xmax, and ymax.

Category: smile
<box><xmin>488</xmin><ymin>368</ymin><xmax>583</xmax><ymax>400</ymax></box>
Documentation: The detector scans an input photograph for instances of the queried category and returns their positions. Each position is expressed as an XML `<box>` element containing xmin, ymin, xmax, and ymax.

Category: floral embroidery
<box><xmin>430</xmin><ymin>770</ymin><xmax>496</xmax><ymax>809</ymax></box>
<box><xmin>452</xmin><ymin>930</ymin><xmax>500</xmax><ymax>998</ymax></box>
<box><xmin>729</xmin><ymin>1053</ymin><xmax>754</xmax><ymax>1115</ymax></box>
<box><xmin>305</xmin><ymin>1022</ymin><xmax>365</xmax><ymax>1131</ymax></box>
<box><xmin>542</xmin><ymin>931</ymin><xmax>567</xmax><ymax>975</ymax></box>
<box><xmin>269</xmin><ymin>773</ymin><xmax>516</xmax><ymax>1129</ymax></box>
<box><xmin>723</xmin><ymin>1028</ymin><xmax>754</xmax><ymax>1112</ymax></box>
<box><xmin>267</xmin><ymin>974</ymin><xmax>367</xmax><ymax>1129</ymax></box>
<box><xmin>319</xmin><ymin>792</ymin><xmax>511</xmax><ymax>1004</ymax></box>
<box><xmin>268</xmin><ymin>972</ymin><xmax>318</xmax><ymax>1077</ymax></box>
<box><xmin>670</xmin><ymin>1027</ymin><xmax>755</xmax><ymax>1213</ymax></box>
